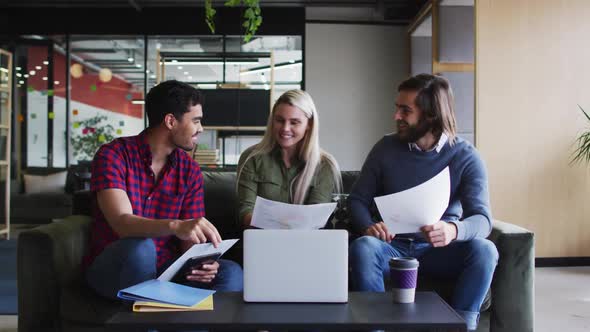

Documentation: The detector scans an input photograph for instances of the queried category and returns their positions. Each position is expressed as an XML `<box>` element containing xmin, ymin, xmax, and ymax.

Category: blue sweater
<box><xmin>348</xmin><ymin>134</ymin><xmax>492</xmax><ymax>241</ymax></box>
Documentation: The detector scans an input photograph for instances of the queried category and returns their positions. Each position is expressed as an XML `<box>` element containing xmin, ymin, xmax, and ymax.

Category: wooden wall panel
<box><xmin>476</xmin><ymin>0</ymin><xmax>590</xmax><ymax>257</ymax></box>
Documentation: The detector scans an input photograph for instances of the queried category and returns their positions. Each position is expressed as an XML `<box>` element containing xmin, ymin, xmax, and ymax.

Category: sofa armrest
<box><xmin>487</xmin><ymin>219</ymin><xmax>535</xmax><ymax>332</ymax></box>
<box><xmin>17</xmin><ymin>215</ymin><xmax>92</xmax><ymax>332</ymax></box>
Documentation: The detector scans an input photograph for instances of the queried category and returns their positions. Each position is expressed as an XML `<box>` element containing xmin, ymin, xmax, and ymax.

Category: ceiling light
<box><xmin>19</xmin><ymin>80</ymin><xmax>24</xmax><ymax>84</ymax></box>
<box><xmin>240</xmin><ymin>61</ymin><xmax>302</xmax><ymax>76</ymax></box>
<box><xmin>43</xmin><ymin>61</ymin><xmax>49</xmax><ymax>65</ymax></box>
<box><xmin>177</xmin><ymin>66</ymin><xmax>183</xmax><ymax>70</ymax></box>
<box><xmin>99</xmin><ymin>68</ymin><xmax>112</xmax><ymax>83</ymax></box>
<box><xmin>24</xmin><ymin>74</ymin><xmax>29</xmax><ymax>78</ymax></box>
<box><xmin>35</xmin><ymin>66</ymin><xmax>42</xmax><ymax>70</ymax></box>
<box><xmin>145</xmin><ymin>69</ymin><xmax>150</xmax><ymax>74</ymax></box>
<box><xmin>42</xmin><ymin>77</ymin><xmax>47</xmax><ymax>81</ymax></box>
<box><xmin>197</xmin><ymin>84</ymin><xmax>217</xmax><ymax>89</ymax></box>
<box><xmin>131</xmin><ymin>99</ymin><xmax>145</xmax><ymax>105</ymax></box>
<box><xmin>164</xmin><ymin>61</ymin><xmax>256</xmax><ymax>66</ymax></box>
<box><xmin>54</xmin><ymin>81</ymin><xmax>60</xmax><ymax>85</ymax></box>
<box><xmin>29</xmin><ymin>70</ymin><xmax>36</xmax><ymax>75</ymax></box>
<box><xmin>184</xmin><ymin>71</ymin><xmax>189</xmax><ymax>75</ymax></box>
<box><xmin>16</xmin><ymin>73</ymin><xmax>22</xmax><ymax>77</ymax></box>
<box><xmin>188</xmin><ymin>76</ymin><xmax>193</xmax><ymax>80</ymax></box>
<box><xmin>135</xmin><ymin>64</ymin><xmax>142</xmax><ymax>68</ymax></box>
<box><xmin>16</xmin><ymin>67</ymin><xmax>21</xmax><ymax>71</ymax></box>
<box><xmin>0</xmin><ymin>68</ymin><xmax>8</xmax><ymax>73</ymax></box>
<box><xmin>150</xmin><ymin>74</ymin><xmax>156</xmax><ymax>79</ymax></box>
<box><xmin>128</xmin><ymin>57</ymin><xmax>134</xmax><ymax>62</ymax></box>
<box><xmin>70</xmin><ymin>63</ymin><xmax>83</xmax><ymax>78</ymax></box>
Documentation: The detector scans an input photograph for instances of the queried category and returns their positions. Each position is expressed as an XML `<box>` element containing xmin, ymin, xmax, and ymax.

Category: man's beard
<box><xmin>172</xmin><ymin>134</ymin><xmax>197</xmax><ymax>152</ymax></box>
<box><xmin>396</xmin><ymin>116</ymin><xmax>432</xmax><ymax>143</ymax></box>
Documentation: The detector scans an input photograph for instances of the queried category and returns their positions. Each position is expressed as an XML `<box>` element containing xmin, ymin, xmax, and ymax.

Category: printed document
<box><xmin>374</xmin><ymin>167</ymin><xmax>450</xmax><ymax>234</ymax></box>
<box><xmin>251</xmin><ymin>196</ymin><xmax>337</xmax><ymax>229</ymax></box>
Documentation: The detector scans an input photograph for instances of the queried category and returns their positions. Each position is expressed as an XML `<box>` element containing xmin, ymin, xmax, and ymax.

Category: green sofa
<box><xmin>17</xmin><ymin>171</ymin><xmax>535</xmax><ymax>332</ymax></box>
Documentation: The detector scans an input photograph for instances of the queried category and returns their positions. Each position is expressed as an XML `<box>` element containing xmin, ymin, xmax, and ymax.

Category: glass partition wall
<box><xmin>148</xmin><ymin>35</ymin><xmax>303</xmax><ymax>167</ymax></box>
<box><xmin>5</xmin><ymin>34</ymin><xmax>302</xmax><ymax>171</ymax></box>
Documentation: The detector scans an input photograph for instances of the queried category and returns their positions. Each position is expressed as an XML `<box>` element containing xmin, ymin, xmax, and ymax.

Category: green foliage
<box><xmin>70</xmin><ymin>114</ymin><xmax>115</xmax><ymax>162</ymax></box>
<box><xmin>205</xmin><ymin>0</ymin><xmax>262</xmax><ymax>42</ymax></box>
<box><xmin>571</xmin><ymin>105</ymin><xmax>590</xmax><ymax>165</ymax></box>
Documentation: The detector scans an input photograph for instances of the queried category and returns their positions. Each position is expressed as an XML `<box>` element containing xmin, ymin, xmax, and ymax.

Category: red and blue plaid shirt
<box><xmin>84</xmin><ymin>130</ymin><xmax>205</xmax><ymax>268</ymax></box>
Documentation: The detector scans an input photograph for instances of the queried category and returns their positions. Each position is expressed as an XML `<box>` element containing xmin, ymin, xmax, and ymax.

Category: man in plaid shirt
<box><xmin>85</xmin><ymin>80</ymin><xmax>243</xmax><ymax>299</ymax></box>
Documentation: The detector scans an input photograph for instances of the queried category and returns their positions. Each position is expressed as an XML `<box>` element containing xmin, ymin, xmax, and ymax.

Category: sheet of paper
<box><xmin>158</xmin><ymin>239</ymin><xmax>239</xmax><ymax>281</ymax></box>
<box><xmin>251</xmin><ymin>196</ymin><xmax>337</xmax><ymax>230</ymax></box>
<box><xmin>374</xmin><ymin>167</ymin><xmax>450</xmax><ymax>234</ymax></box>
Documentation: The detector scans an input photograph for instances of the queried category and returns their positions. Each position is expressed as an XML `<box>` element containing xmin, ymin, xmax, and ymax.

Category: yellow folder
<box><xmin>133</xmin><ymin>295</ymin><xmax>214</xmax><ymax>312</ymax></box>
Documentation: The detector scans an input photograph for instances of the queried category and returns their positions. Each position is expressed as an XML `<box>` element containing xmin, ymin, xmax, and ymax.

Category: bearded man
<box><xmin>348</xmin><ymin>74</ymin><xmax>498</xmax><ymax>332</ymax></box>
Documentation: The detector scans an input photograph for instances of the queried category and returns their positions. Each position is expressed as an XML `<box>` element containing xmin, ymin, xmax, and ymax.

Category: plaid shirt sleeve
<box><xmin>178</xmin><ymin>162</ymin><xmax>205</xmax><ymax>220</ymax></box>
<box><xmin>91</xmin><ymin>142</ymin><xmax>127</xmax><ymax>192</ymax></box>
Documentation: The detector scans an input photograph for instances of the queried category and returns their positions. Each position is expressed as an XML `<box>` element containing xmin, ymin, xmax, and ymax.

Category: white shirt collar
<box><xmin>408</xmin><ymin>132</ymin><xmax>448</xmax><ymax>153</ymax></box>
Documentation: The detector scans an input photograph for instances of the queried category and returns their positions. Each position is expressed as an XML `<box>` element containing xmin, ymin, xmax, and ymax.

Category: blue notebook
<box><xmin>117</xmin><ymin>279</ymin><xmax>216</xmax><ymax>307</ymax></box>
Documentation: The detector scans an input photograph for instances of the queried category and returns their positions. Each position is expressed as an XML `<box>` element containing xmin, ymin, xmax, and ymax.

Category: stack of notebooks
<box><xmin>119</xmin><ymin>279</ymin><xmax>215</xmax><ymax>312</ymax></box>
<box><xmin>193</xmin><ymin>149</ymin><xmax>219</xmax><ymax>165</ymax></box>
<box><xmin>117</xmin><ymin>239</ymin><xmax>239</xmax><ymax>312</ymax></box>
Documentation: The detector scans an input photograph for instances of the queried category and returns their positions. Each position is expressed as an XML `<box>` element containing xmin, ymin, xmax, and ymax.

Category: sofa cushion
<box><xmin>60</xmin><ymin>280</ymin><xmax>126</xmax><ymax>325</ymax></box>
<box><xmin>341</xmin><ymin>171</ymin><xmax>360</xmax><ymax>193</ymax></box>
<box><xmin>12</xmin><ymin>192</ymin><xmax>72</xmax><ymax>208</ymax></box>
<box><xmin>24</xmin><ymin>171</ymin><xmax>68</xmax><ymax>194</ymax></box>
<box><xmin>10</xmin><ymin>192</ymin><xmax>73</xmax><ymax>223</ymax></box>
<box><xmin>202</xmin><ymin>171</ymin><xmax>240</xmax><ymax>239</ymax></box>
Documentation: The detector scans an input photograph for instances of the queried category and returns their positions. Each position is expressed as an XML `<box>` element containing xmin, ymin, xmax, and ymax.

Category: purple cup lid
<box><xmin>389</xmin><ymin>257</ymin><xmax>419</xmax><ymax>269</ymax></box>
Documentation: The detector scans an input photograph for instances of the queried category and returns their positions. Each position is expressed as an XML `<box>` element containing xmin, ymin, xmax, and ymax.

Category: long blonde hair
<box><xmin>237</xmin><ymin>89</ymin><xmax>342</xmax><ymax>204</ymax></box>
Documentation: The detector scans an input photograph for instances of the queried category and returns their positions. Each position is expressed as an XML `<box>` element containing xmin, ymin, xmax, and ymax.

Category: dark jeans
<box><xmin>86</xmin><ymin>237</ymin><xmax>243</xmax><ymax>300</ymax></box>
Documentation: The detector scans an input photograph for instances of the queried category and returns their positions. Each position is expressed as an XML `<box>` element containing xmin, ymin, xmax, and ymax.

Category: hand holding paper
<box><xmin>251</xmin><ymin>196</ymin><xmax>337</xmax><ymax>229</ymax></box>
<box><xmin>374</xmin><ymin>167</ymin><xmax>450</xmax><ymax>234</ymax></box>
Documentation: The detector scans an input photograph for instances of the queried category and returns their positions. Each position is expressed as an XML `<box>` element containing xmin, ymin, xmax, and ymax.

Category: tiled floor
<box><xmin>534</xmin><ymin>266</ymin><xmax>590</xmax><ymax>332</ymax></box>
<box><xmin>1</xmin><ymin>266</ymin><xmax>588</xmax><ymax>331</ymax></box>
<box><xmin>0</xmin><ymin>315</ymin><xmax>15</xmax><ymax>332</ymax></box>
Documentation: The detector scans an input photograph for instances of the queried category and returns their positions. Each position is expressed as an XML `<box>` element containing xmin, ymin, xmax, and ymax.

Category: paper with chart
<box><xmin>157</xmin><ymin>239</ymin><xmax>239</xmax><ymax>281</ymax></box>
<box><xmin>374</xmin><ymin>167</ymin><xmax>450</xmax><ymax>234</ymax></box>
<box><xmin>251</xmin><ymin>196</ymin><xmax>337</xmax><ymax>229</ymax></box>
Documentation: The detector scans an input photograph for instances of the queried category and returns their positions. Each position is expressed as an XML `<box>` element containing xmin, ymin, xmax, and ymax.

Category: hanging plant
<box><xmin>205</xmin><ymin>0</ymin><xmax>263</xmax><ymax>42</ymax></box>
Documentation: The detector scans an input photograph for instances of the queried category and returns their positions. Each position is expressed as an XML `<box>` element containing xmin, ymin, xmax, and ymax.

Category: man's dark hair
<box><xmin>145</xmin><ymin>80</ymin><xmax>203</xmax><ymax>128</ymax></box>
<box><xmin>398</xmin><ymin>74</ymin><xmax>457</xmax><ymax>144</ymax></box>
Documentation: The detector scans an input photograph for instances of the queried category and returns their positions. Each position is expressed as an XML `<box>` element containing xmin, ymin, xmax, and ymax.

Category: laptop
<box><xmin>243</xmin><ymin>229</ymin><xmax>348</xmax><ymax>303</ymax></box>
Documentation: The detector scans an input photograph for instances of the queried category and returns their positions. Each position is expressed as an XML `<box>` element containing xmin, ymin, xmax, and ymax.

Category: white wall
<box><xmin>305</xmin><ymin>24</ymin><xmax>408</xmax><ymax>171</ymax></box>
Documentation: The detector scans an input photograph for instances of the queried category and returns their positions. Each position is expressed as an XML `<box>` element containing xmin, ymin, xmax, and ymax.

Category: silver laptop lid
<box><xmin>243</xmin><ymin>229</ymin><xmax>348</xmax><ymax>303</ymax></box>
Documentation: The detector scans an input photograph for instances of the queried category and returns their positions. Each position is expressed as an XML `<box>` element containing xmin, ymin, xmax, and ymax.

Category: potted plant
<box><xmin>571</xmin><ymin>105</ymin><xmax>590</xmax><ymax>164</ymax></box>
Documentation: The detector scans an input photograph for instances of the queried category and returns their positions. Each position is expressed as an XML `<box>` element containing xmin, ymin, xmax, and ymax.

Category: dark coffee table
<box><xmin>107</xmin><ymin>291</ymin><xmax>466</xmax><ymax>331</ymax></box>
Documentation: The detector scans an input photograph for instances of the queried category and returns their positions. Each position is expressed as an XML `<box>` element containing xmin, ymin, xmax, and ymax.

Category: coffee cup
<box><xmin>389</xmin><ymin>257</ymin><xmax>419</xmax><ymax>303</ymax></box>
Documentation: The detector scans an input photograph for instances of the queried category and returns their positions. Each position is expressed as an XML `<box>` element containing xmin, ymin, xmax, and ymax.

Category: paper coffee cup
<box><xmin>389</xmin><ymin>257</ymin><xmax>419</xmax><ymax>303</ymax></box>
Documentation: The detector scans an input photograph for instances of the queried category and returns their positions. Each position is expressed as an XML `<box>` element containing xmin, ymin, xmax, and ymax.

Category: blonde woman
<box><xmin>237</xmin><ymin>89</ymin><xmax>342</xmax><ymax>227</ymax></box>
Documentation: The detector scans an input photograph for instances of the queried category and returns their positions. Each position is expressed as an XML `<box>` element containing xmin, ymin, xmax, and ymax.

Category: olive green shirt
<box><xmin>237</xmin><ymin>147</ymin><xmax>337</xmax><ymax>222</ymax></box>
